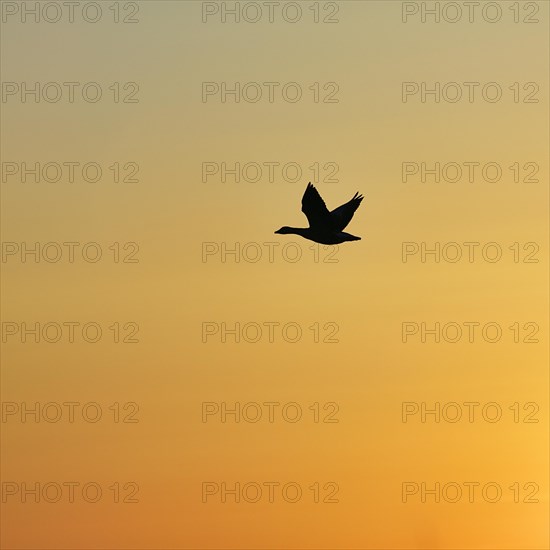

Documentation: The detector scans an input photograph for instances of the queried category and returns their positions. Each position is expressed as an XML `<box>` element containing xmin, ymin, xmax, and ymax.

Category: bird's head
<box><xmin>274</xmin><ymin>226</ymin><xmax>293</xmax><ymax>235</ymax></box>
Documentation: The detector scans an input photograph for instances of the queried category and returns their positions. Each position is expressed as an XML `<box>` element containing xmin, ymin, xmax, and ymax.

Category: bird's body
<box><xmin>275</xmin><ymin>183</ymin><xmax>364</xmax><ymax>245</ymax></box>
<box><xmin>275</xmin><ymin>226</ymin><xmax>360</xmax><ymax>245</ymax></box>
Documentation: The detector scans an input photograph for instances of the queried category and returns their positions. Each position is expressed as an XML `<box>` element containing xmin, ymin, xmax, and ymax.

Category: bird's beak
<box><xmin>274</xmin><ymin>229</ymin><xmax>281</xmax><ymax>234</ymax></box>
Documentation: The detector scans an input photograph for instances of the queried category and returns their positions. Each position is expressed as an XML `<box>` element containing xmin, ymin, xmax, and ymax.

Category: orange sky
<box><xmin>1</xmin><ymin>1</ymin><xmax>549</xmax><ymax>548</ymax></box>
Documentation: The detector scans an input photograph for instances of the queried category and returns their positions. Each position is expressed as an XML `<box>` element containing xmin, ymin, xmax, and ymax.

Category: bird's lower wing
<box><xmin>330</xmin><ymin>192</ymin><xmax>364</xmax><ymax>231</ymax></box>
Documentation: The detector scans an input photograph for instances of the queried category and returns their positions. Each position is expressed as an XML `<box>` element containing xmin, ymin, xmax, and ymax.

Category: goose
<box><xmin>275</xmin><ymin>182</ymin><xmax>364</xmax><ymax>245</ymax></box>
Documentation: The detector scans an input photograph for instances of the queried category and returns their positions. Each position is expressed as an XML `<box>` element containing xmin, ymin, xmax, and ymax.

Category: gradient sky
<box><xmin>1</xmin><ymin>1</ymin><xmax>549</xmax><ymax>548</ymax></box>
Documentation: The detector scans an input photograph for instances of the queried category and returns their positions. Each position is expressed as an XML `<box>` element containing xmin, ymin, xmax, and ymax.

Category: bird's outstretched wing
<box><xmin>330</xmin><ymin>192</ymin><xmax>364</xmax><ymax>231</ymax></box>
<box><xmin>301</xmin><ymin>183</ymin><xmax>332</xmax><ymax>229</ymax></box>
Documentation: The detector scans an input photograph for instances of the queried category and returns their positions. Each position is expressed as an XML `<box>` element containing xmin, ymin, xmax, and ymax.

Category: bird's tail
<box><xmin>342</xmin><ymin>233</ymin><xmax>361</xmax><ymax>241</ymax></box>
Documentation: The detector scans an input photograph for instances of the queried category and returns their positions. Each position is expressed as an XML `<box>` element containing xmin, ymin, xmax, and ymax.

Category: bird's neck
<box><xmin>287</xmin><ymin>227</ymin><xmax>310</xmax><ymax>237</ymax></box>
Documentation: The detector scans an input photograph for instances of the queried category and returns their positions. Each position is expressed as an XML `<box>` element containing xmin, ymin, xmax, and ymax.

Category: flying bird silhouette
<box><xmin>275</xmin><ymin>183</ymin><xmax>364</xmax><ymax>245</ymax></box>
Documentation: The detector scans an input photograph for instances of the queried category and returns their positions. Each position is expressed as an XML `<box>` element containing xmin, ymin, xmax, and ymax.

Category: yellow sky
<box><xmin>1</xmin><ymin>1</ymin><xmax>548</xmax><ymax>548</ymax></box>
